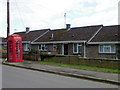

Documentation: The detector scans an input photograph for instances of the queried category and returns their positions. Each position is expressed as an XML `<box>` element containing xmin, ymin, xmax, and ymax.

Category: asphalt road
<box><xmin>2</xmin><ymin>65</ymin><xmax>118</xmax><ymax>88</ymax></box>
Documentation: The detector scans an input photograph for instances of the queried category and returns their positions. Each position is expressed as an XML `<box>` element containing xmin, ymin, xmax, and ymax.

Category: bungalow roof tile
<box><xmin>90</xmin><ymin>25</ymin><xmax>120</xmax><ymax>42</ymax></box>
<box><xmin>60</xmin><ymin>25</ymin><xmax>102</xmax><ymax>41</ymax></box>
<box><xmin>12</xmin><ymin>25</ymin><xmax>119</xmax><ymax>43</ymax></box>
<box><xmin>35</xmin><ymin>29</ymin><xmax>67</xmax><ymax>42</ymax></box>
<box><xmin>14</xmin><ymin>29</ymin><xmax>50</xmax><ymax>41</ymax></box>
<box><xmin>35</xmin><ymin>25</ymin><xmax>102</xmax><ymax>42</ymax></box>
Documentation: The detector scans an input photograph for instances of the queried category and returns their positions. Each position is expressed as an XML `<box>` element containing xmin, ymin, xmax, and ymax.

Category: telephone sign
<box><xmin>7</xmin><ymin>34</ymin><xmax>23</xmax><ymax>62</ymax></box>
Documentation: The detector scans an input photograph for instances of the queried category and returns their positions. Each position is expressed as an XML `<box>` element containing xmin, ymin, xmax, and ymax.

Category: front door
<box><xmin>64</xmin><ymin>44</ymin><xmax>68</xmax><ymax>55</ymax></box>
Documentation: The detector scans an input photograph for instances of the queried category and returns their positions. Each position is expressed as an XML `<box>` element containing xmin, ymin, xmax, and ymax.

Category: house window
<box><xmin>3</xmin><ymin>44</ymin><xmax>7</xmax><ymax>50</ymax></box>
<box><xmin>73</xmin><ymin>44</ymin><xmax>82</xmax><ymax>54</ymax></box>
<box><xmin>99</xmin><ymin>45</ymin><xmax>116</xmax><ymax>53</ymax></box>
<box><xmin>39</xmin><ymin>44</ymin><xmax>47</xmax><ymax>51</ymax></box>
<box><xmin>53</xmin><ymin>44</ymin><xmax>57</xmax><ymax>51</ymax></box>
<box><xmin>23</xmin><ymin>44</ymin><xmax>31</xmax><ymax>51</ymax></box>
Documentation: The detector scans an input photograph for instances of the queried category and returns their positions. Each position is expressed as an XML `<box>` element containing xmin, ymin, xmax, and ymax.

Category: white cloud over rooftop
<box><xmin>0</xmin><ymin>0</ymin><xmax>119</xmax><ymax>37</ymax></box>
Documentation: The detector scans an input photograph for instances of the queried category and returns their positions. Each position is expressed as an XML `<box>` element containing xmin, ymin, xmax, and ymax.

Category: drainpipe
<box><xmin>83</xmin><ymin>41</ymin><xmax>86</xmax><ymax>58</ymax></box>
<box><xmin>62</xmin><ymin>44</ymin><xmax>64</xmax><ymax>55</ymax></box>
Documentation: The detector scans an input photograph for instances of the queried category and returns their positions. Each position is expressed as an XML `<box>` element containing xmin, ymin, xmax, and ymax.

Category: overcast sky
<box><xmin>0</xmin><ymin>0</ymin><xmax>119</xmax><ymax>37</ymax></box>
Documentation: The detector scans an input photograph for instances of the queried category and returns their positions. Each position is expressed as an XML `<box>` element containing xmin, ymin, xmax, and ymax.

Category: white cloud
<box><xmin>0</xmin><ymin>0</ymin><xmax>119</xmax><ymax>37</ymax></box>
<box><xmin>71</xmin><ymin>8</ymin><xmax>118</xmax><ymax>27</ymax></box>
<box><xmin>94</xmin><ymin>0</ymin><xmax>118</xmax><ymax>12</ymax></box>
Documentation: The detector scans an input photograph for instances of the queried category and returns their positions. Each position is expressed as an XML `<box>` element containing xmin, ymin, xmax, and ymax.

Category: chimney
<box><xmin>26</xmin><ymin>27</ymin><xmax>30</xmax><ymax>33</ymax></box>
<box><xmin>66</xmin><ymin>24</ymin><xmax>71</xmax><ymax>30</ymax></box>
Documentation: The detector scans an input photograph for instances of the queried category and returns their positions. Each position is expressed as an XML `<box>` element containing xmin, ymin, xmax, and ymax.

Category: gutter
<box><xmin>22</xmin><ymin>41</ymin><xmax>31</xmax><ymax>44</ymax></box>
<box><xmin>88</xmin><ymin>42</ymin><xmax>120</xmax><ymax>44</ymax></box>
<box><xmin>31</xmin><ymin>40</ymin><xmax>87</xmax><ymax>44</ymax></box>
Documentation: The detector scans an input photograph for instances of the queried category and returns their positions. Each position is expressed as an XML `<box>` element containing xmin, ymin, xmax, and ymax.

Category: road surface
<box><xmin>2</xmin><ymin>65</ymin><xmax>118</xmax><ymax>88</ymax></box>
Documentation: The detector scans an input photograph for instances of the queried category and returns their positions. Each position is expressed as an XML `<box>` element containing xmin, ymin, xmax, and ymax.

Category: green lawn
<box><xmin>40</xmin><ymin>61</ymin><xmax>120</xmax><ymax>74</ymax></box>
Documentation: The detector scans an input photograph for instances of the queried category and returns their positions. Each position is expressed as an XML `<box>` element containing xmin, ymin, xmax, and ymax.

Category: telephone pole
<box><xmin>7</xmin><ymin>0</ymin><xmax>10</xmax><ymax>37</ymax></box>
<box><xmin>7</xmin><ymin>0</ymin><xmax>10</xmax><ymax>61</ymax></box>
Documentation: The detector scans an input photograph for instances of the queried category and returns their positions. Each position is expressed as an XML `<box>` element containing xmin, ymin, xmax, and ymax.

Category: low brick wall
<box><xmin>23</xmin><ymin>54</ymin><xmax>120</xmax><ymax>69</ymax></box>
<box><xmin>43</xmin><ymin>56</ymin><xmax>120</xmax><ymax>69</ymax></box>
<box><xmin>23</xmin><ymin>54</ymin><xmax>41</xmax><ymax>61</ymax></box>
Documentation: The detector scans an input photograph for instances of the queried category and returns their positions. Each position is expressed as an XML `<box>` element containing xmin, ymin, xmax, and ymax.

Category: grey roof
<box><xmin>35</xmin><ymin>29</ymin><xmax>67</xmax><ymax>42</ymax></box>
<box><xmin>13</xmin><ymin>25</ymin><xmax>119</xmax><ymax>43</ymax></box>
<box><xmin>90</xmin><ymin>25</ymin><xmax>119</xmax><ymax>42</ymax></box>
<box><xmin>14</xmin><ymin>29</ymin><xmax>50</xmax><ymax>41</ymax></box>
<box><xmin>60</xmin><ymin>25</ymin><xmax>102</xmax><ymax>41</ymax></box>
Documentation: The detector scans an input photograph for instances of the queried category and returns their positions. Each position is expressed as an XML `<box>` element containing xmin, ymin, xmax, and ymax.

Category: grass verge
<box><xmin>40</xmin><ymin>61</ymin><xmax>120</xmax><ymax>74</ymax></box>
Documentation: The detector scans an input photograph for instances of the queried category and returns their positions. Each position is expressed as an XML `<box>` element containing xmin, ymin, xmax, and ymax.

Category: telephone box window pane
<box><xmin>16</xmin><ymin>41</ymin><xmax>21</xmax><ymax>59</ymax></box>
<box><xmin>9</xmin><ymin>41</ymin><xmax>12</xmax><ymax>59</ymax></box>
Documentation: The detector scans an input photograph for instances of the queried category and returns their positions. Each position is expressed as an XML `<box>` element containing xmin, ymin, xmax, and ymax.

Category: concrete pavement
<box><xmin>2</xmin><ymin>59</ymin><xmax>120</xmax><ymax>85</ymax></box>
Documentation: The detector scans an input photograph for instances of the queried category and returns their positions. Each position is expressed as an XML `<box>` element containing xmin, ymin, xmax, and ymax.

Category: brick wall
<box><xmin>31</xmin><ymin>44</ymin><xmax>38</xmax><ymax>51</ymax></box>
<box><xmin>43</xmin><ymin>56</ymin><xmax>120</xmax><ymax>69</ymax></box>
<box><xmin>86</xmin><ymin>44</ymin><xmax>117</xmax><ymax>59</ymax></box>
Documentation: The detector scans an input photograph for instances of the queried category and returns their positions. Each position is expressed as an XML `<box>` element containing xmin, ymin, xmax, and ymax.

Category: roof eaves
<box><xmin>88</xmin><ymin>41</ymin><xmax>120</xmax><ymax>44</ymax></box>
<box><xmin>31</xmin><ymin>40</ymin><xmax>87</xmax><ymax>44</ymax></box>
<box><xmin>22</xmin><ymin>41</ymin><xmax>31</xmax><ymax>43</ymax></box>
<box><xmin>71</xmin><ymin>25</ymin><xmax>102</xmax><ymax>29</ymax></box>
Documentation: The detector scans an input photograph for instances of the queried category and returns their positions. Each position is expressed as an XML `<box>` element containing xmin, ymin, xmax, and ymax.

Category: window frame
<box><xmin>23</xmin><ymin>43</ymin><xmax>31</xmax><ymax>51</ymax></box>
<box><xmin>99</xmin><ymin>44</ymin><xmax>116</xmax><ymax>54</ymax></box>
<box><xmin>53</xmin><ymin>44</ymin><xmax>57</xmax><ymax>51</ymax></box>
<box><xmin>3</xmin><ymin>44</ymin><xmax>7</xmax><ymax>50</ymax></box>
<box><xmin>73</xmin><ymin>43</ymin><xmax>82</xmax><ymax>54</ymax></box>
<box><xmin>38</xmin><ymin>44</ymin><xmax>47</xmax><ymax>51</ymax></box>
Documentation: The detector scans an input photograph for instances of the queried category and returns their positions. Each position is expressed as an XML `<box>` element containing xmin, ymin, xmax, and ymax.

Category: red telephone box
<box><xmin>7</xmin><ymin>34</ymin><xmax>23</xmax><ymax>62</ymax></box>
